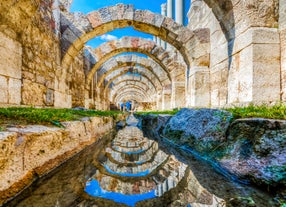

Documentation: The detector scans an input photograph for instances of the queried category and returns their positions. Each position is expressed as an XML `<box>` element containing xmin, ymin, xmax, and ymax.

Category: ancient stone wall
<box><xmin>0</xmin><ymin>31</ymin><xmax>22</xmax><ymax>106</ymax></box>
<box><xmin>0</xmin><ymin>116</ymin><xmax>115</xmax><ymax>204</ymax></box>
<box><xmin>0</xmin><ymin>1</ymin><xmax>284</xmax><ymax>110</ymax></box>
<box><xmin>188</xmin><ymin>0</ymin><xmax>280</xmax><ymax>107</ymax></box>
<box><xmin>0</xmin><ymin>0</ymin><xmax>60</xmax><ymax>107</ymax></box>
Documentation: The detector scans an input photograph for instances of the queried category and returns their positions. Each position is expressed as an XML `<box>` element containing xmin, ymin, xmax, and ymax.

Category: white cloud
<box><xmin>98</xmin><ymin>34</ymin><xmax>118</xmax><ymax>41</ymax></box>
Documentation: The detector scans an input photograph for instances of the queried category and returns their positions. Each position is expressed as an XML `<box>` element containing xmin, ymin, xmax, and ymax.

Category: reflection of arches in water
<box><xmin>87</xmin><ymin>124</ymin><xmax>225</xmax><ymax>206</ymax></box>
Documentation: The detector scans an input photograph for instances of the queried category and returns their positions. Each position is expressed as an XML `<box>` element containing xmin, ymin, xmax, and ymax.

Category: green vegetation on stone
<box><xmin>0</xmin><ymin>107</ymin><xmax>122</xmax><ymax>128</ymax></box>
<box><xmin>225</xmin><ymin>103</ymin><xmax>286</xmax><ymax>120</ymax></box>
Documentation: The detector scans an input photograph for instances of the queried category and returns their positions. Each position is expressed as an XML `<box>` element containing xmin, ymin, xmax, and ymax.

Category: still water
<box><xmin>4</xmin><ymin>116</ymin><xmax>276</xmax><ymax>207</ymax></box>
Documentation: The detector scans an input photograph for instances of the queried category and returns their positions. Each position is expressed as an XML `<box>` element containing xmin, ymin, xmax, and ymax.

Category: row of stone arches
<box><xmin>0</xmin><ymin>0</ymin><xmax>283</xmax><ymax>110</ymax></box>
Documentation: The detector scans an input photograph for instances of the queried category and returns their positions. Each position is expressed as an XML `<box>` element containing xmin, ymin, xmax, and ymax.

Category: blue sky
<box><xmin>70</xmin><ymin>0</ymin><xmax>190</xmax><ymax>48</ymax></box>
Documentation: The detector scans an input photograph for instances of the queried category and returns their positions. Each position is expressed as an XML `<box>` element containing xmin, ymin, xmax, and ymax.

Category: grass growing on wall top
<box><xmin>225</xmin><ymin>103</ymin><xmax>286</xmax><ymax>120</ymax></box>
<box><xmin>0</xmin><ymin>107</ymin><xmax>122</xmax><ymax>130</ymax></box>
<box><xmin>135</xmin><ymin>109</ymin><xmax>179</xmax><ymax>116</ymax></box>
<box><xmin>136</xmin><ymin>104</ymin><xmax>286</xmax><ymax>120</ymax></box>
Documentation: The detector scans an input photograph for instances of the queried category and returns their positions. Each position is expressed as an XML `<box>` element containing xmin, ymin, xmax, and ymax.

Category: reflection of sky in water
<box><xmin>104</xmin><ymin>165</ymin><xmax>150</xmax><ymax>177</ymax></box>
<box><xmin>85</xmin><ymin>180</ymin><xmax>156</xmax><ymax>207</ymax></box>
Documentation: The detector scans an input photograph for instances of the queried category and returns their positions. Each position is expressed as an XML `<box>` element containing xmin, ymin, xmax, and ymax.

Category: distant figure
<box><xmin>125</xmin><ymin>101</ymin><xmax>131</xmax><ymax>112</ymax></box>
<box><xmin>120</xmin><ymin>102</ymin><xmax>124</xmax><ymax>111</ymax></box>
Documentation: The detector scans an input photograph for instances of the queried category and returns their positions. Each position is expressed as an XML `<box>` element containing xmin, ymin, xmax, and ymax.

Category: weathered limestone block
<box><xmin>0</xmin><ymin>76</ymin><xmax>8</xmax><ymax>104</ymax></box>
<box><xmin>210</xmin><ymin>61</ymin><xmax>228</xmax><ymax>107</ymax></box>
<box><xmin>188</xmin><ymin>66</ymin><xmax>210</xmax><ymax>107</ymax></box>
<box><xmin>54</xmin><ymin>90</ymin><xmax>72</xmax><ymax>108</ymax></box>
<box><xmin>0</xmin><ymin>32</ymin><xmax>22</xmax><ymax>79</ymax></box>
<box><xmin>0</xmin><ymin>116</ymin><xmax>115</xmax><ymax>204</ymax></box>
<box><xmin>233</xmin><ymin>27</ymin><xmax>280</xmax><ymax>55</ymax></box>
<box><xmin>0</xmin><ymin>132</ymin><xmax>24</xmax><ymax>191</ymax></box>
<box><xmin>228</xmin><ymin>46</ymin><xmax>253</xmax><ymax>104</ymax></box>
<box><xmin>242</xmin><ymin>0</ymin><xmax>278</xmax><ymax>28</ymax></box>
<box><xmin>22</xmin><ymin>79</ymin><xmax>46</xmax><ymax>106</ymax></box>
<box><xmin>280</xmin><ymin>0</ymin><xmax>286</xmax><ymax>30</ymax></box>
<box><xmin>108</xmin><ymin>4</ymin><xmax>134</xmax><ymax>22</ymax></box>
<box><xmin>8</xmin><ymin>78</ymin><xmax>21</xmax><ymax>105</ymax></box>
<box><xmin>7</xmin><ymin>126</ymin><xmax>69</xmax><ymax>172</ymax></box>
<box><xmin>228</xmin><ymin>28</ymin><xmax>280</xmax><ymax>105</ymax></box>
<box><xmin>281</xmin><ymin>29</ymin><xmax>286</xmax><ymax>101</ymax></box>
<box><xmin>252</xmin><ymin>43</ymin><xmax>280</xmax><ymax>102</ymax></box>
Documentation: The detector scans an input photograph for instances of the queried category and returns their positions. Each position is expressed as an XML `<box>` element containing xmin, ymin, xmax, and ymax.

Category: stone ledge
<box><xmin>0</xmin><ymin>116</ymin><xmax>114</xmax><ymax>204</ymax></box>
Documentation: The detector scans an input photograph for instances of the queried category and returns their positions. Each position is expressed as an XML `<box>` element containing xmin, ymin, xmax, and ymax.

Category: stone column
<box><xmin>175</xmin><ymin>0</ymin><xmax>183</xmax><ymax>24</ymax></box>
<box><xmin>227</xmin><ymin>28</ymin><xmax>281</xmax><ymax>105</ymax></box>
<box><xmin>280</xmin><ymin>0</ymin><xmax>286</xmax><ymax>101</ymax></box>
<box><xmin>162</xmin><ymin>87</ymin><xmax>172</xmax><ymax>110</ymax></box>
<box><xmin>167</xmin><ymin>0</ymin><xmax>173</xmax><ymax>18</ymax></box>
<box><xmin>171</xmin><ymin>81</ymin><xmax>185</xmax><ymax>108</ymax></box>
<box><xmin>187</xmin><ymin>66</ymin><xmax>210</xmax><ymax>107</ymax></box>
<box><xmin>166</xmin><ymin>0</ymin><xmax>173</xmax><ymax>50</ymax></box>
<box><xmin>156</xmin><ymin>91</ymin><xmax>162</xmax><ymax>110</ymax></box>
<box><xmin>161</xmin><ymin>3</ymin><xmax>167</xmax><ymax>49</ymax></box>
<box><xmin>153</xmin><ymin>36</ymin><xmax>158</xmax><ymax>44</ymax></box>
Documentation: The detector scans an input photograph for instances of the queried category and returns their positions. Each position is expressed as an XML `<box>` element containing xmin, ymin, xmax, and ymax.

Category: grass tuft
<box><xmin>224</xmin><ymin>103</ymin><xmax>286</xmax><ymax>120</ymax></box>
<box><xmin>0</xmin><ymin>107</ymin><xmax>122</xmax><ymax>129</ymax></box>
<box><xmin>135</xmin><ymin>109</ymin><xmax>179</xmax><ymax>116</ymax></box>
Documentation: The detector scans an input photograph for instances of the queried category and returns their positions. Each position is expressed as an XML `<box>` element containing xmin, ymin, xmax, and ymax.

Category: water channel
<box><xmin>4</xmin><ymin>116</ymin><xmax>277</xmax><ymax>207</ymax></box>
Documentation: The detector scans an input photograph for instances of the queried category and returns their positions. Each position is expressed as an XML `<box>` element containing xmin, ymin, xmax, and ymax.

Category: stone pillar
<box><xmin>175</xmin><ymin>0</ymin><xmax>183</xmax><ymax>24</ymax></box>
<box><xmin>156</xmin><ymin>91</ymin><xmax>163</xmax><ymax>110</ymax></box>
<box><xmin>161</xmin><ymin>3</ymin><xmax>167</xmax><ymax>49</ymax></box>
<box><xmin>227</xmin><ymin>28</ymin><xmax>280</xmax><ymax>105</ymax></box>
<box><xmin>171</xmin><ymin>81</ymin><xmax>185</xmax><ymax>109</ymax></box>
<box><xmin>153</xmin><ymin>36</ymin><xmax>158</xmax><ymax>44</ymax></box>
<box><xmin>162</xmin><ymin>88</ymin><xmax>172</xmax><ymax>110</ymax></box>
<box><xmin>166</xmin><ymin>0</ymin><xmax>173</xmax><ymax>50</ymax></box>
<box><xmin>187</xmin><ymin>66</ymin><xmax>210</xmax><ymax>107</ymax></box>
<box><xmin>167</xmin><ymin>0</ymin><xmax>173</xmax><ymax>18</ymax></box>
<box><xmin>280</xmin><ymin>0</ymin><xmax>286</xmax><ymax>101</ymax></box>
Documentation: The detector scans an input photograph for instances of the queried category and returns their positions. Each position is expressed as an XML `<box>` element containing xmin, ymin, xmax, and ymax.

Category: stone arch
<box><xmin>111</xmin><ymin>81</ymin><xmax>152</xmax><ymax>96</ymax></box>
<box><xmin>110</xmin><ymin>83</ymin><xmax>156</xmax><ymax>101</ymax></box>
<box><xmin>111</xmin><ymin>84</ymin><xmax>152</xmax><ymax>101</ymax></box>
<box><xmin>109</xmin><ymin>81</ymin><xmax>155</xmax><ymax>100</ymax></box>
<box><xmin>97</xmin><ymin>55</ymin><xmax>171</xmax><ymax>87</ymax></box>
<box><xmin>106</xmin><ymin>73</ymin><xmax>158</xmax><ymax>94</ymax></box>
<box><xmin>201</xmin><ymin>0</ymin><xmax>234</xmax><ymax>41</ymax></box>
<box><xmin>113</xmin><ymin>88</ymin><xmax>153</xmax><ymax>103</ymax></box>
<box><xmin>85</xmin><ymin>37</ymin><xmax>186</xmax><ymax>84</ymax></box>
<box><xmin>102</xmin><ymin>66</ymin><xmax>162</xmax><ymax>91</ymax></box>
<box><xmin>60</xmin><ymin>3</ymin><xmax>208</xmax><ymax>69</ymax></box>
<box><xmin>104</xmin><ymin>72</ymin><xmax>160</xmax><ymax>98</ymax></box>
<box><xmin>115</xmin><ymin>92</ymin><xmax>147</xmax><ymax>103</ymax></box>
<box><xmin>110</xmin><ymin>80</ymin><xmax>151</xmax><ymax>94</ymax></box>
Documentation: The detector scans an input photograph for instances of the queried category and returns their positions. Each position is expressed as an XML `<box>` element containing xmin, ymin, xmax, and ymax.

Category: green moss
<box><xmin>163</xmin><ymin>125</ymin><xmax>184</xmax><ymax>140</ymax></box>
<box><xmin>265</xmin><ymin>165</ymin><xmax>286</xmax><ymax>183</ymax></box>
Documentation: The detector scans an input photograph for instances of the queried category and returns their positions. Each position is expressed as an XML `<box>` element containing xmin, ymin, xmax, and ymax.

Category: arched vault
<box><xmin>85</xmin><ymin>37</ymin><xmax>187</xmax><ymax>85</ymax></box>
<box><xmin>110</xmin><ymin>81</ymin><xmax>155</xmax><ymax>99</ymax></box>
<box><xmin>97</xmin><ymin>55</ymin><xmax>171</xmax><ymax>87</ymax></box>
<box><xmin>113</xmin><ymin>88</ymin><xmax>152</xmax><ymax>103</ymax></box>
<box><xmin>60</xmin><ymin>4</ymin><xmax>208</xmax><ymax>69</ymax></box>
<box><xmin>102</xmin><ymin>66</ymin><xmax>162</xmax><ymax>91</ymax></box>
<box><xmin>104</xmin><ymin>72</ymin><xmax>162</xmax><ymax>98</ymax></box>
